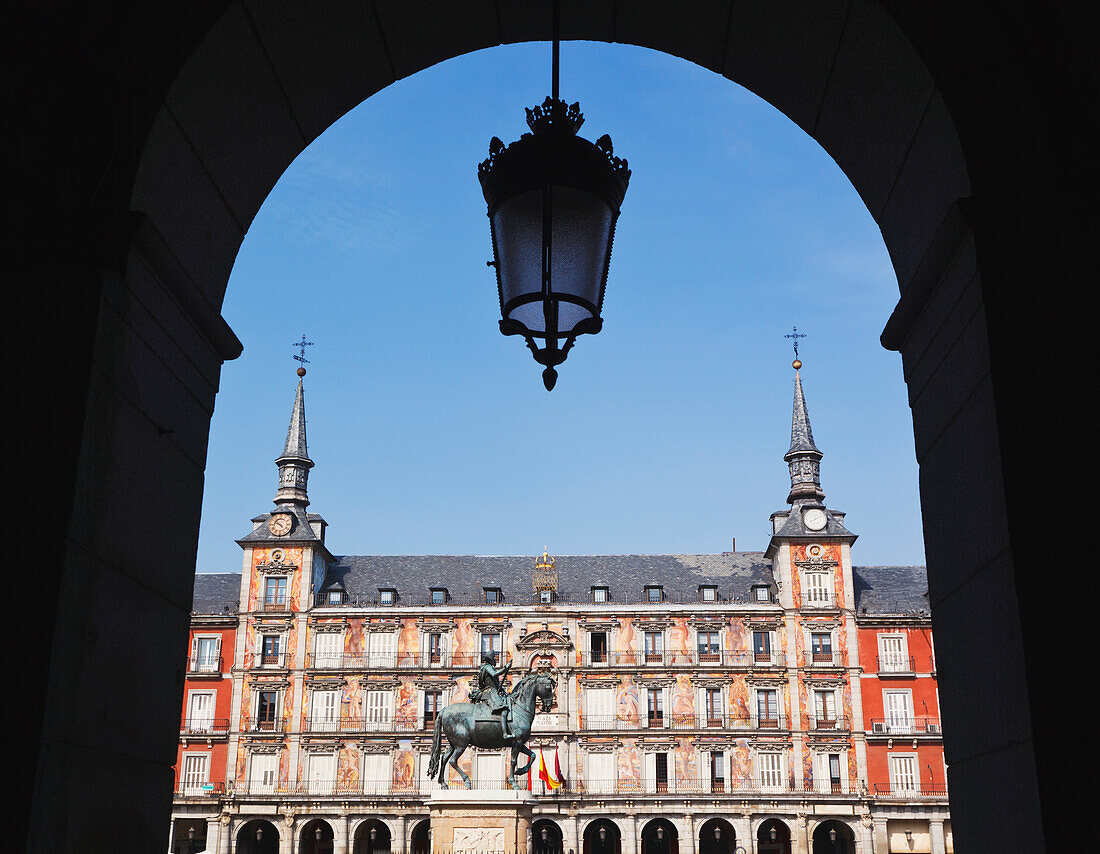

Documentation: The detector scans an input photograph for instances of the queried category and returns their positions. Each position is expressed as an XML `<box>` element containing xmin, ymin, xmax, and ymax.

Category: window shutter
<box><xmin>189</xmin><ymin>637</ymin><xmax>198</xmax><ymax>670</ymax></box>
<box><xmin>364</xmin><ymin>752</ymin><xmax>390</xmax><ymax>795</ymax></box>
<box><xmin>442</xmin><ymin>633</ymin><xmax>451</xmax><ymax>666</ymax></box>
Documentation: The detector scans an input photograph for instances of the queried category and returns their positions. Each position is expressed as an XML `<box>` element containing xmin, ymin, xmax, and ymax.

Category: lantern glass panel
<box><xmin>493</xmin><ymin>190</ymin><xmax>543</xmax><ymax>313</ymax></box>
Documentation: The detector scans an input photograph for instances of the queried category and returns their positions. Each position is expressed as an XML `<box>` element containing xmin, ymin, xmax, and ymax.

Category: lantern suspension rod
<box><xmin>552</xmin><ymin>0</ymin><xmax>560</xmax><ymax>101</ymax></box>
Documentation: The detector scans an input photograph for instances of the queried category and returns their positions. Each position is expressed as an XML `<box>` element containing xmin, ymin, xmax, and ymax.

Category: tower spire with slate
<box><xmin>783</xmin><ymin>329</ymin><xmax>825</xmax><ymax>507</ymax></box>
<box><xmin>274</xmin><ymin>338</ymin><xmax>314</xmax><ymax>507</ymax></box>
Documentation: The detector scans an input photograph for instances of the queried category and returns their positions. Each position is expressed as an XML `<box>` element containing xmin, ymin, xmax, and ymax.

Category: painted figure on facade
<box><xmin>468</xmin><ymin>651</ymin><xmax>514</xmax><ymax>739</ymax></box>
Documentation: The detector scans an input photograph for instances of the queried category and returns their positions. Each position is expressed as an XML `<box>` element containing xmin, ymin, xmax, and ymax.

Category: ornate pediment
<box><xmin>579</xmin><ymin>676</ymin><xmax>622</xmax><ymax>689</ymax></box>
<box><xmin>808</xmin><ymin>738</ymin><xmax>852</xmax><ymax>752</ymax></box>
<box><xmin>750</xmin><ymin>737</ymin><xmax>792</xmax><ymax>751</ymax></box>
<box><xmin>633</xmin><ymin>618</ymin><xmax>673</xmax><ymax>631</ymax></box>
<box><xmin>638</xmin><ymin>739</ymin><xmax>677</xmax><ymax>752</ymax></box>
<box><xmin>469</xmin><ymin>620</ymin><xmax>511</xmax><ymax>633</ymax></box>
<box><xmin>746</xmin><ymin>676</ymin><xmax>787</xmax><ymax>688</ymax></box>
<box><xmin>413</xmin><ymin>676</ymin><xmax>457</xmax><ymax>689</ymax></box>
<box><xmin>359</xmin><ymin>741</ymin><xmax>397</xmax><ymax>754</ymax></box>
<box><xmin>256</xmin><ymin>551</ymin><xmax>297</xmax><ymax>574</ymax></box>
<box><xmin>309</xmin><ymin>618</ymin><xmax>348</xmax><ymax>633</ymax></box>
<box><xmin>363</xmin><ymin>620</ymin><xmax>401</xmax><ymax>633</ymax></box>
<box><xmin>745</xmin><ymin>618</ymin><xmax>782</xmax><ymax>631</ymax></box>
<box><xmin>251</xmin><ymin>616</ymin><xmax>293</xmax><ymax>632</ymax></box>
<box><xmin>515</xmin><ymin>629</ymin><xmax>573</xmax><ymax>651</ymax></box>
<box><xmin>359</xmin><ymin>676</ymin><xmax>399</xmax><ymax>689</ymax></box>
<box><xmin>803</xmin><ymin>675</ymin><xmax>845</xmax><ymax>688</ymax></box>
<box><xmin>578</xmin><ymin>618</ymin><xmax>618</xmax><ymax>632</ymax></box>
<box><xmin>690</xmin><ymin>676</ymin><xmax>732</xmax><ymax>688</ymax></box>
<box><xmin>303</xmin><ymin>676</ymin><xmax>345</xmax><ymax>690</ymax></box>
<box><xmin>689</xmin><ymin>618</ymin><xmax>726</xmax><ymax>631</ymax></box>
<box><xmin>633</xmin><ymin>675</ymin><xmax>675</xmax><ymax>688</ymax></box>
<box><xmin>580</xmin><ymin>738</ymin><xmax>622</xmax><ymax>752</ymax></box>
<box><xmin>416</xmin><ymin>617</ymin><xmax>455</xmax><ymax>632</ymax></box>
<box><xmin>244</xmin><ymin>741</ymin><xmax>285</xmax><ymax>754</ymax></box>
<box><xmin>301</xmin><ymin>740</ymin><xmax>340</xmax><ymax>753</ymax></box>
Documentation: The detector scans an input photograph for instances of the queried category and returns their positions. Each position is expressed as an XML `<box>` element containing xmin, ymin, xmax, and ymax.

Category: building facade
<box><xmin>169</xmin><ymin>365</ymin><xmax>950</xmax><ymax>854</ymax></box>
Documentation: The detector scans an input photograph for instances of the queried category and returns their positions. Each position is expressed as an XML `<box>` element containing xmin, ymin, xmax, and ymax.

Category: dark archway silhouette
<box><xmin>583</xmin><ymin>818</ymin><xmax>622</xmax><ymax>854</ymax></box>
<box><xmin>236</xmin><ymin>819</ymin><xmax>280</xmax><ymax>854</ymax></box>
<box><xmin>14</xmin><ymin>3</ymin><xmax>1094</xmax><ymax>852</ymax></box>
<box><xmin>533</xmin><ymin>818</ymin><xmax>565</xmax><ymax>854</ymax></box>
<box><xmin>171</xmin><ymin>818</ymin><xmax>207</xmax><ymax>854</ymax></box>
<box><xmin>811</xmin><ymin>819</ymin><xmax>854</xmax><ymax>854</ymax></box>
<box><xmin>409</xmin><ymin>819</ymin><xmax>431</xmax><ymax>854</ymax></box>
<box><xmin>640</xmin><ymin>818</ymin><xmax>679</xmax><ymax>854</ymax></box>
<box><xmin>353</xmin><ymin>818</ymin><xmax>392</xmax><ymax>854</ymax></box>
<box><xmin>757</xmin><ymin>819</ymin><xmax>791</xmax><ymax>854</ymax></box>
<box><xmin>299</xmin><ymin>819</ymin><xmax>334</xmax><ymax>854</ymax></box>
<box><xmin>699</xmin><ymin>818</ymin><xmax>736</xmax><ymax>854</ymax></box>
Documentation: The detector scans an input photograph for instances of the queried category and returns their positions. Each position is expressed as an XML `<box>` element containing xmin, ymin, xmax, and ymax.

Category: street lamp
<box><xmin>478</xmin><ymin>1</ymin><xmax>631</xmax><ymax>391</ymax></box>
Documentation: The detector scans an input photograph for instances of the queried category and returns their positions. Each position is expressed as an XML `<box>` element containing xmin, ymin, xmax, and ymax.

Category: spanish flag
<box><xmin>538</xmin><ymin>749</ymin><xmax>563</xmax><ymax>790</ymax></box>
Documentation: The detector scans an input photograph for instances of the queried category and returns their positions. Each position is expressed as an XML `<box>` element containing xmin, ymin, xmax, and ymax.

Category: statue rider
<box><xmin>470</xmin><ymin>651</ymin><xmax>514</xmax><ymax>740</ymax></box>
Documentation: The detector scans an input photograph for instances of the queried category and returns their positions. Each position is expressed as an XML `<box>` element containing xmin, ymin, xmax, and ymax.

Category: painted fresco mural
<box><xmin>337</xmin><ymin>742</ymin><xmax>359</xmax><ymax>789</ymax></box>
<box><xmin>674</xmin><ymin>737</ymin><xmax>697</xmax><ymax>789</ymax></box>
<box><xmin>453</xmin><ymin>618</ymin><xmax>475</xmax><ymax>662</ymax></box>
<box><xmin>616</xmin><ymin>676</ymin><xmax>639</xmax><ymax>726</ymax></box>
<box><xmin>393</xmin><ymin>740</ymin><xmax>416</xmax><ymax>791</ymax></box>
<box><xmin>672</xmin><ymin>674</ymin><xmax>694</xmax><ymax>725</ymax></box>
<box><xmin>728</xmin><ymin>616</ymin><xmax>748</xmax><ymax>656</ymax></box>
<box><xmin>279</xmin><ymin>747</ymin><xmax>291</xmax><ymax>787</ymax></box>
<box><xmin>345</xmin><ymin>617</ymin><xmax>364</xmax><ymax>660</ymax></box>
<box><xmin>618</xmin><ymin>740</ymin><xmax>642</xmax><ymax>791</ymax></box>
<box><xmin>398</xmin><ymin>618</ymin><xmax>418</xmax><ymax>665</ymax></box>
<box><xmin>342</xmin><ymin>677</ymin><xmax>362</xmax><ymax>726</ymax></box>
<box><xmin>729</xmin><ymin>675</ymin><xmax>749</xmax><ymax>721</ymax></box>
<box><xmin>798</xmin><ymin>678</ymin><xmax>810</xmax><ymax>731</ymax></box>
<box><xmin>617</xmin><ymin>617</ymin><xmax>637</xmax><ymax>664</ymax></box>
<box><xmin>795</xmin><ymin>624</ymin><xmax>806</xmax><ymax>668</ymax></box>
<box><xmin>730</xmin><ymin>738</ymin><xmax>752</xmax><ymax>789</ymax></box>
<box><xmin>803</xmin><ymin>747</ymin><xmax>814</xmax><ymax>789</ymax></box>
<box><xmin>669</xmin><ymin>616</ymin><xmax>691</xmax><ymax>664</ymax></box>
<box><xmin>395</xmin><ymin>678</ymin><xmax>417</xmax><ymax>728</ymax></box>
<box><xmin>848</xmin><ymin>745</ymin><xmax>859</xmax><ymax>791</ymax></box>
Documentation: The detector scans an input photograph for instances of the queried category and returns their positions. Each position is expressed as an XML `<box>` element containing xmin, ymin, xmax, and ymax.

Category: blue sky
<box><xmin>196</xmin><ymin>42</ymin><xmax>924</xmax><ymax>573</ymax></box>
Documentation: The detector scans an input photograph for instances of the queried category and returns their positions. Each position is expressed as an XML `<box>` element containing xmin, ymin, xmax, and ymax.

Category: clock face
<box><xmin>804</xmin><ymin>508</ymin><xmax>827</xmax><ymax>531</ymax></box>
<box><xmin>268</xmin><ymin>513</ymin><xmax>292</xmax><ymax>536</ymax></box>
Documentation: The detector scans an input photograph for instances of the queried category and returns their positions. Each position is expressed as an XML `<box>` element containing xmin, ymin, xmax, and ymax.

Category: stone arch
<box><xmin>298</xmin><ymin>818</ymin><xmax>335</xmax><ymax>854</ymax></box>
<box><xmin>532</xmin><ymin>817</ymin><xmax>565</xmax><ymax>854</ymax></box>
<box><xmin>17</xmin><ymin>3</ymin><xmax>1090</xmax><ymax>852</ymax></box>
<box><xmin>582</xmin><ymin>816</ymin><xmax>623</xmax><ymax>854</ymax></box>
<box><xmin>640</xmin><ymin>817</ymin><xmax>679</xmax><ymax>854</ymax></box>
<box><xmin>235</xmin><ymin>819</ymin><xmax>281</xmax><ymax>854</ymax></box>
<box><xmin>351</xmin><ymin>817</ymin><xmax>393</xmax><ymax>853</ymax></box>
<box><xmin>755</xmin><ymin>817</ymin><xmax>792</xmax><ymax>854</ymax></box>
<box><xmin>409</xmin><ymin>818</ymin><xmax>431</xmax><ymax>854</ymax></box>
<box><xmin>811</xmin><ymin>818</ymin><xmax>856</xmax><ymax>854</ymax></box>
<box><xmin>698</xmin><ymin>817</ymin><xmax>737</xmax><ymax>854</ymax></box>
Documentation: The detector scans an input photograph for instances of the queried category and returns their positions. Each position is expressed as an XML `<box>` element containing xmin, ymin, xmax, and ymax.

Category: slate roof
<box><xmin>192</xmin><ymin>573</ymin><xmax>241</xmax><ymax>615</ymax></box>
<box><xmin>852</xmin><ymin>566</ymin><xmax>929</xmax><ymax>616</ymax></box>
<box><xmin>237</xmin><ymin>506</ymin><xmax>323</xmax><ymax>544</ymax></box>
<box><xmin>325</xmin><ymin>553</ymin><xmax>775</xmax><ymax>605</ymax></box>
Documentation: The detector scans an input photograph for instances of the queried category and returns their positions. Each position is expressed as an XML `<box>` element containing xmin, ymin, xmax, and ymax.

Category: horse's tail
<box><xmin>426</xmin><ymin>710</ymin><xmax>444</xmax><ymax>778</ymax></box>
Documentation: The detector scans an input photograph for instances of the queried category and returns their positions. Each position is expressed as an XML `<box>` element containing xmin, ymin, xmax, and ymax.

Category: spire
<box><xmin>783</xmin><ymin>357</ymin><xmax>825</xmax><ymax>506</ymax></box>
<box><xmin>274</xmin><ymin>369</ymin><xmax>314</xmax><ymax>507</ymax></box>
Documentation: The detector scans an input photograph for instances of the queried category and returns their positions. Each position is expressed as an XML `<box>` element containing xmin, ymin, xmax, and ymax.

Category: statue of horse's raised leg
<box><xmin>441</xmin><ymin>742</ymin><xmax>472</xmax><ymax>789</ymax></box>
<box><xmin>510</xmin><ymin>741</ymin><xmax>537</xmax><ymax>790</ymax></box>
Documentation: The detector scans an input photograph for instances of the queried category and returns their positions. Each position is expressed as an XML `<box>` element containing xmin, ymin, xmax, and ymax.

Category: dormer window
<box><xmin>645</xmin><ymin>585</ymin><xmax>663</xmax><ymax>603</ymax></box>
<box><xmin>484</xmin><ymin>587</ymin><xmax>502</xmax><ymax>604</ymax></box>
<box><xmin>430</xmin><ymin>588</ymin><xmax>448</xmax><ymax>606</ymax></box>
<box><xmin>325</xmin><ymin>589</ymin><xmax>344</xmax><ymax>605</ymax></box>
<box><xmin>700</xmin><ymin>585</ymin><xmax>717</xmax><ymax>602</ymax></box>
<box><xmin>539</xmin><ymin>589</ymin><xmax>553</xmax><ymax>604</ymax></box>
<box><xmin>379</xmin><ymin>588</ymin><xmax>396</xmax><ymax>606</ymax></box>
<box><xmin>753</xmin><ymin>584</ymin><xmax>771</xmax><ymax>603</ymax></box>
<box><xmin>592</xmin><ymin>586</ymin><xmax>609</xmax><ymax>603</ymax></box>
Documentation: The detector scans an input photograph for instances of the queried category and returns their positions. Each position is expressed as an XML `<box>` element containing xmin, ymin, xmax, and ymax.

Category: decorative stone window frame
<box><xmin>256</xmin><ymin>628</ymin><xmax>290</xmax><ymax>669</ymax></box>
<box><xmin>256</xmin><ymin>550</ymin><xmax>297</xmax><ymax>574</ymax></box>
<box><xmin>378</xmin><ymin>587</ymin><xmax>397</xmax><ymax>606</ymax></box>
<box><xmin>359</xmin><ymin>740</ymin><xmax>398</xmax><ymax>754</ymax></box>
<box><xmin>750</xmin><ymin>683</ymin><xmax>786</xmax><ymax>728</ymax></box>
<box><xmin>579</xmin><ymin>676</ymin><xmax>622</xmax><ymax>689</ymax></box>
<box><xmin>249</xmin><ymin>681</ymin><xmax>287</xmax><ymax>731</ymax></box>
<box><xmin>419</xmin><ymin>625</ymin><xmax>453</xmax><ymax>668</ymax></box>
<box><xmin>753</xmin><ymin>743</ymin><xmax>789</xmax><ymax>791</ymax></box>
<box><xmin>578</xmin><ymin>618</ymin><xmax>618</xmax><ymax>632</ymax></box>
<box><xmin>796</xmin><ymin>547</ymin><xmax>839</xmax><ymax>610</ymax></box>
<box><xmin>358</xmin><ymin>676</ymin><xmax>400</xmax><ymax>690</ymax></box>
<box><xmin>591</xmin><ymin>585</ymin><xmax>611</xmax><ymax>603</ymax></box>
<box><xmin>744</xmin><ymin>618</ymin><xmax>782</xmax><ymax>631</ymax></box>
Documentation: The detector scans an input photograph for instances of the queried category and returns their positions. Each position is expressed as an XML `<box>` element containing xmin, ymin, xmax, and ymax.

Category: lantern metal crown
<box><xmin>478</xmin><ymin>7</ymin><xmax>630</xmax><ymax>390</ymax></box>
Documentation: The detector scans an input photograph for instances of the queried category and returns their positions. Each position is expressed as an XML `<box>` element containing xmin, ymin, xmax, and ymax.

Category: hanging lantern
<box><xmin>479</xmin><ymin>91</ymin><xmax>629</xmax><ymax>391</ymax></box>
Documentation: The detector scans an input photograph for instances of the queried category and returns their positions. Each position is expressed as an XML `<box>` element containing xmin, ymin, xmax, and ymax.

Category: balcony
<box><xmin>187</xmin><ymin>656</ymin><xmax>224</xmax><ymax>676</ymax></box>
<box><xmin>877</xmin><ymin>654</ymin><xmax>916</xmax><ymax>676</ymax></box>
<box><xmin>179</xmin><ymin>718</ymin><xmax>230</xmax><ymax>737</ymax></box>
<box><xmin>867</xmin><ymin>716</ymin><xmax>942</xmax><ymax>736</ymax></box>
<box><xmin>808</xmin><ymin>715</ymin><xmax>850</xmax><ymax>731</ymax></box>
<box><xmin>302</xmin><ymin>716</ymin><xmax>423</xmax><ymax>734</ymax></box>
<box><xmin>579</xmin><ymin>713</ymin><xmax>784</xmax><ymax>732</ymax></box>
<box><xmin>173</xmin><ymin>782</ymin><xmax>226</xmax><ymax>800</ymax></box>
<box><xmin>872</xmin><ymin>782</ymin><xmax>949</xmax><ymax>800</ymax></box>
<box><xmin>245</xmin><ymin>717</ymin><xmax>286</xmax><ymax>733</ymax></box>
<box><xmin>260</xmin><ymin>598</ymin><xmax>290</xmax><ymax>613</ymax></box>
<box><xmin>577</xmin><ymin>650</ymin><xmax>786</xmax><ymax>668</ymax></box>
<box><xmin>304</xmin><ymin>652</ymin><xmax>512</xmax><ymax>670</ymax></box>
<box><xmin>808</xmin><ymin>651</ymin><xmax>841</xmax><ymax>668</ymax></box>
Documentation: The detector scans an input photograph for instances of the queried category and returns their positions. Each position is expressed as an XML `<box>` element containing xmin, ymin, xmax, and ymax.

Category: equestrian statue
<box><xmin>427</xmin><ymin>654</ymin><xmax>556</xmax><ymax>790</ymax></box>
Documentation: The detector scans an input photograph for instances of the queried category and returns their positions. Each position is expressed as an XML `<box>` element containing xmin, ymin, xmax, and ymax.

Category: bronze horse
<box><xmin>427</xmin><ymin>672</ymin><xmax>555</xmax><ymax>789</ymax></box>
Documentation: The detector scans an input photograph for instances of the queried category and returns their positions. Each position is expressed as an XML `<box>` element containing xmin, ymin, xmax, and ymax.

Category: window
<box><xmin>249</xmin><ymin>752</ymin><xmax>277</xmax><ymax>795</ymax></box>
<box><xmin>697</xmin><ymin>630</ymin><xmax>720</xmax><ymax>662</ymax></box>
<box><xmin>423</xmin><ymin>690</ymin><xmax>442</xmax><ymax>726</ymax></box>
<box><xmin>756</xmin><ymin>689</ymin><xmax>778</xmax><ymax>727</ymax></box>
<box><xmin>585</xmin><ymin>687</ymin><xmax>614</xmax><ymax>728</ymax></box>
<box><xmin>186</xmin><ymin>691</ymin><xmax>215</xmax><ymax>733</ymax></box>
<box><xmin>379</xmin><ymin>588</ymin><xmax>395</xmax><ymax>605</ymax></box>
<box><xmin>803</xmin><ymin>571</ymin><xmax>832</xmax><ymax>606</ymax></box>
<box><xmin>586</xmin><ymin>751</ymin><xmax>615</xmax><ymax>794</ymax></box>
<box><xmin>811</xmin><ymin>631</ymin><xmax>833</xmax><ymax>663</ymax></box>
<box><xmin>484</xmin><ymin>587</ymin><xmax>501</xmax><ymax>604</ymax></box>
<box><xmin>430</xmin><ymin>588</ymin><xmax>447</xmax><ymax>605</ymax></box>
<box><xmin>364</xmin><ymin>690</ymin><xmax>394</xmax><ymax>731</ymax></box>
<box><xmin>180</xmin><ymin>753</ymin><xmax>209</xmax><ymax>795</ymax></box>
<box><xmin>705</xmin><ymin>688</ymin><xmax>723</xmax><ymax>727</ymax></box>
<box><xmin>752</xmin><ymin>630</ymin><xmax>773</xmax><ymax>663</ymax></box>
<box><xmin>879</xmin><ymin>634</ymin><xmax>910</xmax><ymax>672</ymax></box>
<box><xmin>828</xmin><ymin>753</ymin><xmax>843</xmax><ymax>793</ymax></box>
<box><xmin>889</xmin><ymin>754</ymin><xmax>919</xmax><ymax>794</ymax></box>
<box><xmin>753</xmin><ymin>584</ymin><xmax>771</xmax><ymax>602</ymax></box>
<box><xmin>311</xmin><ymin>689</ymin><xmax>339</xmax><ymax>732</ymax></box>
<box><xmin>191</xmin><ymin>636</ymin><xmax>220</xmax><ymax>672</ymax></box>
<box><xmin>427</xmin><ymin>632</ymin><xmax>444</xmax><ymax>664</ymax></box>
<box><xmin>647</xmin><ymin>688</ymin><xmax>664</xmax><ymax>727</ymax></box>
<box><xmin>644</xmin><ymin>631</ymin><xmax>664</xmax><ymax>663</ymax></box>
<box><xmin>655</xmin><ymin>752</ymin><xmax>669</xmax><ymax>793</ymax></box>
<box><xmin>589</xmin><ymin>631</ymin><xmax>608</xmax><ymax>664</ymax></box>
<box><xmin>263</xmin><ymin>576</ymin><xmax>287</xmax><ymax>609</ymax></box>
<box><xmin>307</xmin><ymin>752</ymin><xmax>336</xmax><ymax>795</ymax></box>
<box><xmin>325</xmin><ymin>589</ymin><xmax>344</xmax><ymax>605</ymax></box>
<box><xmin>592</xmin><ymin>586</ymin><xmax>609</xmax><ymax>603</ymax></box>
<box><xmin>710</xmin><ymin>751</ymin><xmax>725</xmax><ymax>793</ymax></box>
<box><xmin>475</xmin><ymin>751</ymin><xmax>505</xmax><ymax>790</ymax></box>
<box><xmin>700</xmin><ymin>585</ymin><xmax>717</xmax><ymax>602</ymax></box>
<box><xmin>480</xmin><ymin>632</ymin><xmax>502</xmax><ymax>658</ymax></box>
<box><xmin>814</xmin><ymin>690</ymin><xmax>837</xmax><ymax>727</ymax></box>
<box><xmin>645</xmin><ymin>585</ymin><xmax>662</xmax><ymax>603</ymax></box>
<box><xmin>884</xmin><ymin>690</ymin><xmax>914</xmax><ymax>733</ymax></box>
<box><xmin>758</xmin><ymin>752</ymin><xmax>784</xmax><ymax>791</ymax></box>
<box><xmin>539</xmin><ymin>589</ymin><xmax>553</xmax><ymax>604</ymax></box>
<box><xmin>367</xmin><ymin>631</ymin><xmax>397</xmax><ymax>668</ymax></box>
<box><xmin>313</xmin><ymin>631</ymin><xmax>342</xmax><ymax>668</ymax></box>
<box><xmin>261</xmin><ymin>634</ymin><xmax>282</xmax><ymax>666</ymax></box>
<box><xmin>256</xmin><ymin>690</ymin><xmax>278</xmax><ymax>730</ymax></box>
<box><xmin>363</xmin><ymin>751</ymin><xmax>391</xmax><ymax>795</ymax></box>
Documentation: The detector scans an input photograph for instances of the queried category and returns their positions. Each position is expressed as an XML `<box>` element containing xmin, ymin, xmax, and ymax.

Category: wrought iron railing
<box><xmin>872</xmin><ymin>782</ymin><xmax>948</xmax><ymax>799</ymax></box>
<box><xmin>187</xmin><ymin>656</ymin><xmax>224</xmax><ymax>674</ymax></box>
<box><xmin>304</xmin><ymin>652</ymin><xmax>513</xmax><ymax>670</ymax></box>
<box><xmin>578</xmin><ymin>650</ymin><xmax>786</xmax><ymax>668</ymax></box>
<box><xmin>867</xmin><ymin>716</ymin><xmax>942</xmax><ymax>735</ymax></box>
<box><xmin>173</xmin><ymin>782</ymin><xmax>226</xmax><ymax>798</ymax></box>
<box><xmin>179</xmin><ymin>718</ymin><xmax>230</xmax><ymax>735</ymax></box>
<box><xmin>578</xmin><ymin>714</ymin><xmax>792</xmax><ymax>731</ymax></box>
<box><xmin>877</xmin><ymin>654</ymin><xmax>916</xmax><ymax>674</ymax></box>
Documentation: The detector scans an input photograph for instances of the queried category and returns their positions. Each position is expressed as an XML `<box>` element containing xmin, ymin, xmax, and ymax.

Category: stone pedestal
<box><xmin>426</xmin><ymin>789</ymin><xmax>535</xmax><ymax>854</ymax></box>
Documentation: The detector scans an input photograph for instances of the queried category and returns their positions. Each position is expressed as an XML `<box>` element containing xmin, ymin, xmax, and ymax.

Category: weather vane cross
<box><xmin>785</xmin><ymin>325</ymin><xmax>806</xmax><ymax>359</ymax></box>
<box><xmin>293</xmin><ymin>334</ymin><xmax>313</xmax><ymax>366</ymax></box>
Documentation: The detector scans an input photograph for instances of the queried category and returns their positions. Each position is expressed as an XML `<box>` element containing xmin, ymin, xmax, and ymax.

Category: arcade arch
<box><xmin>235</xmin><ymin>819</ymin><xmax>280</xmax><ymax>854</ymax></box>
<box><xmin>811</xmin><ymin>819</ymin><xmax>855</xmax><ymax>854</ymax></box>
<box><xmin>532</xmin><ymin>818</ymin><xmax>565</xmax><ymax>854</ymax></box>
<box><xmin>298</xmin><ymin>819</ymin><xmax>335</xmax><ymax>854</ymax></box>
<box><xmin>583</xmin><ymin>817</ymin><xmax>623</xmax><ymax>854</ymax></box>
<box><xmin>640</xmin><ymin>817</ymin><xmax>679</xmax><ymax>854</ymax></box>
<box><xmin>757</xmin><ymin>818</ymin><xmax>792</xmax><ymax>854</ymax></box>
<box><xmin>352</xmin><ymin>818</ymin><xmax>392</xmax><ymax>853</ymax></box>
<box><xmin>698</xmin><ymin>818</ymin><xmax>737</xmax><ymax>854</ymax></box>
